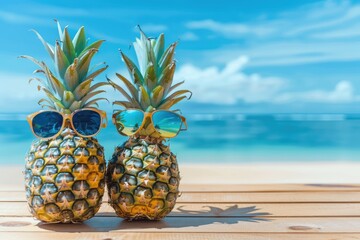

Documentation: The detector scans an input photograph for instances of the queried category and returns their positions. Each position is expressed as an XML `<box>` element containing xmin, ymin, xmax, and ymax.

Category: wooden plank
<box><xmin>3</xmin><ymin>191</ymin><xmax>360</xmax><ymax>203</ymax></box>
<box><xmin>2</xmin><ymin>202</ymin><xmax>360</xmax><ymax>217</ymax></box>
<box><xmin>1</xmin><ymin>216</ymin><xmax>360</xmax><ymax>233</ymax></box>
<box><xmin>0</xmin><ymin>232</ymin><xmax>359</xmax><ymax>240</ymax></box>
<box><xmin>181</xmin><ymin>183</ymin><xmax>360</xmax><ymax>192</ymax></box>
<box><xmin>175</xmin><ymin>192</ymin><xmax>360</xmax><ymax>203</ymax></box>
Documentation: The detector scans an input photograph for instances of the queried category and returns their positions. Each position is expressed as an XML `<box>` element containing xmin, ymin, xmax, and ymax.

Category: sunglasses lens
<box><xmin>32</xmin><ymin>112</ymin><xmax>63</xmax><ymax>138</ymax></box>
<box><xmin>72</xmin><ymin>110</ymin><xmax>101</xmax><ymax>136</ymax></box>
<box><xmin>115</xmin><ymin>110</ymin><xmax>144</xmax><ymax>136</ymax></box>
<box><xmin>152</xmin><ymin>111</ymin><xmax>182</xmax><ymax>138</ymax></box>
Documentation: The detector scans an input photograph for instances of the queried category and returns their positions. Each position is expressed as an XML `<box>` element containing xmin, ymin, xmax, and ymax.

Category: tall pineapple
<box><xmin>22</xmin><ymin>21</ymin><xmax>108</xmax><ymax>223</ymax></box>
<box><xmin>106</xmin><ymin>31</ymin><xmax>191</xmax><ymax>220</ymax></box>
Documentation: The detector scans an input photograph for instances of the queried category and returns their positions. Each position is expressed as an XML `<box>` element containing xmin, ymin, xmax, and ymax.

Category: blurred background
<box><xmin>1</xmin><ymin>0</ymin><xmax>360</xmax><ymax>164</ymax></box>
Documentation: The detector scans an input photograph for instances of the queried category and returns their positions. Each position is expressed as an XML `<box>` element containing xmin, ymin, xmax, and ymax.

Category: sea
<box><xmin>1</xmin><ymin>113</ymin><xmax>360</xmax><ymax>165</ymax></box>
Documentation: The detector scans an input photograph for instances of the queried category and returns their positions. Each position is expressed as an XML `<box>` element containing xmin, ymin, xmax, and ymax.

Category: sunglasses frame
<box><xmin>112</xmin><ymin>109</ymin><xmax>188</xmax><ymax>138</ymax></box>
<box><xmin>27</xmin><ymin>108</ymin><xmax>107</xmax><ymax>140</ymax></box>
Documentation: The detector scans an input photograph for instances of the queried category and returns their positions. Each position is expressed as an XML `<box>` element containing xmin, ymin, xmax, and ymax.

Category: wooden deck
<box><xmin>1</xmin><ymin>183</ymin><xmax>360</xmax><ymax>239</ymax></box>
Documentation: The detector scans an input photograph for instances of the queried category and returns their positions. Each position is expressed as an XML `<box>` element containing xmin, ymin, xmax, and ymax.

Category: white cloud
<box><xmin>138</xmin><ymin>24</ymin><xmax>167</xmax><ymax>33</ymax></box>
<box><xmin>174</xmin><ymin>57</ymin><xmax>360</xmax><ymax>105</ymax></box>
<box><xmin>180</xmin><ymin>32</ymin><xmax>199</xmax><ymax>41</ymax></box>
<box><xmin>275</xmin><ymin>81</ymin><xmax>357</xmax><ymax>103</ymax></box>
<box><xmin>286</xmin><ymin>1</ymin><xmax>360</xmax><ymax>36</ymax></box>
<box><xmin>311</xmin><ymin>23</ymin><xmax>360</xmax><ymax>39</ymax></box>
<box><xmin>184</xmin><ymin>0</ymin><xmax>360</xmax><ymax>66</ymax></box>
<box><xmin>205</xmin><ymin>40</ymin><xmax>360</xmax><ymax>67</ymax></box>
<box><xmin>0</xmin><ymin>11</ymin><xmax>46</xmax><ymax>25</ymax></box>
<box><xmin>21</xmin><ymin>4</ymin><xmax>88</xmax><ymax>17</ymax></box>
<box><xmin>186</xmin><ymin>1</ymin><xmax>360</xmax><ymax>39</ymax></box>
<box><xmin>0</xmin><ymin>72</ymin><xmax>41</xmax><ymax>112</ymax></box>
<box><xmin>90</xmin><ymin>30</ymin><xmax>129</xmax><ymax>44</ymax></box>
<box><xmin>186</xmin><ymin>19</ymin><xmax>274</xmax><ymax>37</ymax></box>
<box><xmin>175</xmin><ymin>56</ymin><xmax>285</xmax><ymax>104</ymax></box>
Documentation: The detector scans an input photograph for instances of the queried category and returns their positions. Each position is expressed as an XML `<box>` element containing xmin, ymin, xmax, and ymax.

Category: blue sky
<box><xmin>2</xmin><ymin>0</ymin><xmax>360</xmax><ymax>114</ymax></box>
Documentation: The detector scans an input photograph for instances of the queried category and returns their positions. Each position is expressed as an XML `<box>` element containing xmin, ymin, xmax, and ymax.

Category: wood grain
<box><xmin>2</xmin><ymin>202</ymin><xmax>360</xmax><ymax>217</ymax></box>
<box><xmin>2</xmin><ymin>183</ymin><xmax>360</xmax><ymax>238</ymax></box>
<box><xmin>1</xmin><ymin>216</ymin><xmax>360</xmax><ymax>233</ymax></box>
<box><xmin>180</xmin><ymin>183</ymin><xmax>360</xmax><ymax>192</ymax></box>
<box><xmin>0</xmin><ymin>232</ymin><xmax>359</xmax><ymax>240</ymax></box>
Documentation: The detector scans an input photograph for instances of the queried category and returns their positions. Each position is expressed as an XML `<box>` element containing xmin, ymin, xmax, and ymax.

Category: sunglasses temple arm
<box><xmin>102</xmin><ymin>113</ymin><xmax>108</xmax><ymax>128</ymax></box>
<box><xmin>180</xmin><ymin>117</ymin><xmax>188</xmax><ymax>131</ymax></box>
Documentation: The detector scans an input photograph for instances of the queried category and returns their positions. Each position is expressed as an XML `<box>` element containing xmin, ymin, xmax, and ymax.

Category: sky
<box><xmin>2</xmin><ymin>0</ymin><xmax>360</xmax><ymax>114</ymax></box>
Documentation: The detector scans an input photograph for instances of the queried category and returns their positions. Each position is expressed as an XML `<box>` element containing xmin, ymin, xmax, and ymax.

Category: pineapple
<box><xmin>106</xmin><ymin>31</ymin><xmax>191</xmax><ymax>220</ymax></box>
<box><xmin>22</xmin><ymin>21</ymin><xmax>108</xmax><ymax>223</ymax></box>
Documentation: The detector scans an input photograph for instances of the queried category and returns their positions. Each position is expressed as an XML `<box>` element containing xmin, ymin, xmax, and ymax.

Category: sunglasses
<box><xmin>112</xmin><ymin>109</ymin><xmax>187</xmax><ymax>138</ymax></box>
<box><xmin>27</xmin><ymin>108</ymin><xmax>107</xmax><ymax>140</ymax></box>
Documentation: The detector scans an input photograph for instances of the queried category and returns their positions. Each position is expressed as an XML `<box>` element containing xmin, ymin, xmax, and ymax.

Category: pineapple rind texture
<box><xmin>25</xmin><ymin>129</ymin><xmax>106</xmax><ymax>223</ymax></box>
<box><xmin>106</xmin><ymin>137</ymin><xmax>180</xmax><ymax>220</ymax></box>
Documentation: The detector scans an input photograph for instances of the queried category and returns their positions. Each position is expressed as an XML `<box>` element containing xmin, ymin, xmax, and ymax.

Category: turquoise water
<box><xmin>1</xmin><ymin>113</ymin><xmax>360</xmax><ymax>164</ymax></box>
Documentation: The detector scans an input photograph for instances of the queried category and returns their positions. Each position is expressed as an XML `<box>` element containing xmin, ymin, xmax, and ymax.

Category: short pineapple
<box><xmin>106</xmin><ymin>31</ymin><xmax>190</xmax><ymax>220</ymax></box>
<box><xmin>22</xmin><ymin>21</ymin><xmax>108</xmax><ymax>223</ymax></box>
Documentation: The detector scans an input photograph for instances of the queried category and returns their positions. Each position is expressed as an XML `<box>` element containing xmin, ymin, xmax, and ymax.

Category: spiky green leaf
<box><xmin>88</xmin><ymin>81</ymin><xmax>109</xmax><ymax>94</ymax></box>
<box><xmin>21</xmin><ymin>55</ymin><xmax>58</xmax><ymax>94</ymax></box>
<box><xmin>44</xmin><ymin>68</ymin><xmax>66</xmax><ymax>97</ymax></box>
<box><xmin>31</xmin><ymin>29</ymin><xmax>54</xmax><ymax>60</ymax></box>
<box><xmin>144</xmin><ymin>62</ymin><xmax>157</xmax><ymax>91</ymax></box>
<box><xmin>42</xmin><ymin>88</ymin><xmax>61</xmax><ymax>104</ymax></box>
<box><xmin>73</xmin><ymin>78</ymin><xmax>92</xmax><ymax>100</ymax></box>
<box><xmin>79</xmin><ymin>40</ymin><xmax>104</xmax><ymax>58</ymax></box>
<box><xmin>139</xmin><ymin>86</ymin><xmax>151</xmax><ymax>110</ymax></box>
<box><xmin>107</xmin><ymin>77</ymin><xmax>134</xmax><ymax>103</ymax></box>
<box><xmin>38</xmin><ymin>98</ymin><xmax>55</xmax><ymax>108</ymax></box>
<box><xmin>168</xmin><ymin>80</ymin><xmax>184</xmax><ymax>93</ymax></box>
<box><xmin>77</xmin><ymin>48</ymin><xmax>97</xmax><ymax>82</ymax></box>
<box><xmin>86</xmin><ymin>65</ymin><xmax>108</xmax><ymax>80</ymax></box>
<box><xmin>55</xmin><ymin>19</ymin><xmax>63</xmax><ymax>39</ymax></box>
<box><xmin>158</xmin><ymin>96</ymin><xmax>187</xmax><ymax>110</ymax></box>
<box><xmin>159</xmin><ymin>42</ymin><xmax>177</xmax><ymax>71</ymax></box>
<box><xmin>151</xmin><ymin>85</ymin><xmax>164</xmax><ymax>107</ymax></box>
<box><xmin>83</xmin><ymin>101</ymin><xmax>98</xmax><ymax>108</ymax></box>
<box><xmin>120</xmin><ymin>51</ymin><xmax>144</xmax><ymax>85</ymax></box>
<box><xmin>146</xmin><ymin>38</ymin><xmax>158</xmax><ymax>76</ymax></box>
<box><xmin>134</xmin><ymin>36</ymin><xmax>147</xmax><ymax>75</ymax></box>
<box><xmin>84</xmin><ymin>98</ymin><xmax>108</xmax><ymax>108</ymax></box>
<box><xmin>81</xmin><ymin>90</ymin><xmax>105</xmax><ymax>104</ymax></box>
<box><xmin>154</xmin><ymin>33</ymin><xmax>165</xmax><ymax>61</ymax></box>
<box><xmin>163</xmin><ymin>90</ymin><xmax>192</xmax><ymax>103</ymax></box>
<box><xmin>69</xmin><ymin>100</ymin><xmax>82</xmax><ymax>111</ymax></box>
<box><xmin>72</xmin><ymin>26</ymin><xmax>86</xmax><ymax>56</ymax></box>
<box><xmin>54</xmin><ymin>101</ymin><xmax>66</xmax><ymax>112</ymax></box>
<box><xmin>62</xmin><ymin>27</ymin><xmax>76</xmax><ymax>62</ymax></box>
<box><xmin>64</xmin><ymin>60</ymin><xmax>79</xmax><ymax>91</ymax></box>
<box><xmin>29</xmin><ymin>77</ymin><xmax>50</xmax><ymax>90</ymax></box>
<box><xmin>159</xmin><ymin>62</ymin><xmax>176</xmax><ymax>94</ymax></box>
<box><xmin>54</xmin><ymin>41</ymin><xmax>70</xmax><ymax>79</ymax></box>
<box><xmin>62</xmin><ymin>91</ymin><xmax>75</xmax><ymax>108</ymax></box>
<box><xmin>113</xmin><ymin>101</ymin><xmax>136</xmax><ymax>108</ymax></box>
<box><xmin>115</xmin><ymin>73</ymin><xmax>138</xmax><ymax>100</ymax></box>
<box><xmin>19</xmin><ymin>55</ymin><xmax>44</xmax><ymax>70</ymax></box>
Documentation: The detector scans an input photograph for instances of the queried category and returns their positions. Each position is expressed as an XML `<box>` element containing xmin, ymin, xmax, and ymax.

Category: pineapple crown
<box><xmin>108</xmin><ymin>30</ymin><xmax>191</xmax><ymax>112</ymax></box>
<box><xmin>21</xmin><ymin>20</ymin><xmax>108</xmax><ymax>113</ymax></box>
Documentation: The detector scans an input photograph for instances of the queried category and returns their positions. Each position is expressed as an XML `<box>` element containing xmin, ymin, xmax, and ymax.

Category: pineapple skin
<box><xmin>24</xmin><ymin>129</ymin><xmax>106</xmax><ymax>223</ymax></box>
<box><xmin>106</xmin><ymin>137</ymin><xmax>180</xmax><ymax>220</ymax></box>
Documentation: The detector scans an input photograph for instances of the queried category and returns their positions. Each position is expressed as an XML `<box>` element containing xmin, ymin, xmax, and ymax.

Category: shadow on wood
<box><xmin>36</xmin><ymin>205</ymin><xmax>271</xmax><ymax>232</ymax></box>
<box><xmin>175</xmin><ymin>204</ymin><xmax>271</xmax><ymax>220</ymax></box>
